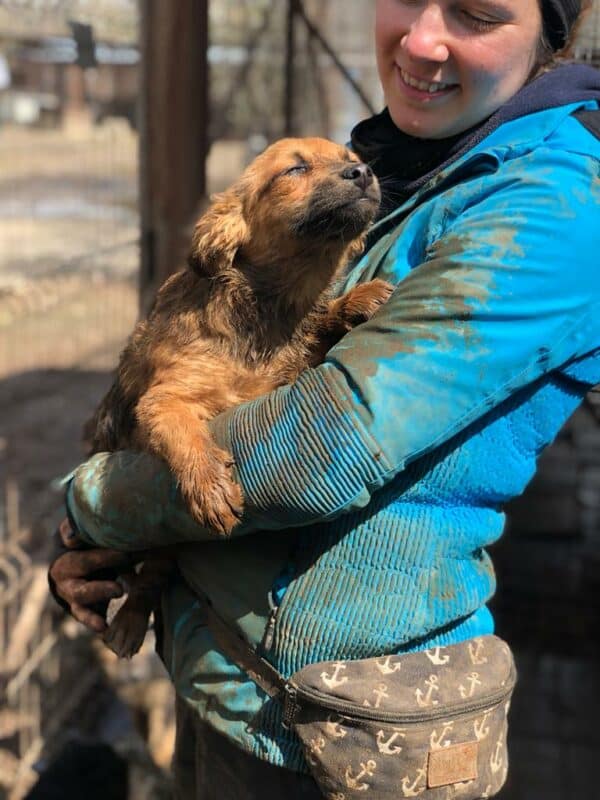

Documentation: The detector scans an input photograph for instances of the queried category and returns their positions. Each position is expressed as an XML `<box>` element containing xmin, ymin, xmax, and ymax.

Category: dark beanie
<box><xmin>541</xmin><ymin>0</ymin><xmax>583</xmax><ymax>50</ymax></box>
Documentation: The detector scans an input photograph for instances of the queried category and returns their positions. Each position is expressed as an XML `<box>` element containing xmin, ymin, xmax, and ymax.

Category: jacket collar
<box><xmin>364</xmin><ymin>97</ymin><xmax>599</xmax><ymax>250</ymax></box>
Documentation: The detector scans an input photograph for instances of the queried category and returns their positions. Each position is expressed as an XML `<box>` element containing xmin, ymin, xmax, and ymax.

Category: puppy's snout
<box><xmin>340</xmin><ymin>162</ymin><xmax>374</xmax><ymax>192</ymax></box>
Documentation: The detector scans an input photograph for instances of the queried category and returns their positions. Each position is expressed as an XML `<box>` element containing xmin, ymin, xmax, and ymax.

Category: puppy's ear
<box><xmin>188</xmin><ymin>190</ymin><xmax>249</xmax><ymax>275</ymax></box>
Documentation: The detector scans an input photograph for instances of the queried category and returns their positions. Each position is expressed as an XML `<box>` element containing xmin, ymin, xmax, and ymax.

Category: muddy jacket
<box><xmin>69</xmin><ymin>98</ymin><xmax>600</xmax><ymax>770</ymax></box>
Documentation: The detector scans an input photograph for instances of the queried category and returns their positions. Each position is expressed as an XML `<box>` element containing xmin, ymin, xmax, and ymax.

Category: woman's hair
<box><xmin>536</xmin><ymin>0</ymin><xmax>593</xmax><ymax>71</ymax></box>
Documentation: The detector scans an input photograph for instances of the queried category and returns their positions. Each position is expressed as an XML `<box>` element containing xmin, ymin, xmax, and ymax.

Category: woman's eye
<box><xmin>460</xmin><ymin>10</ymin><xmax>501</xmax><ymax>31</ymax></box>
<box><xmin>284</xmin><ymin>163</ymin><xmax>309</xmax><ymax>176</ymax></box>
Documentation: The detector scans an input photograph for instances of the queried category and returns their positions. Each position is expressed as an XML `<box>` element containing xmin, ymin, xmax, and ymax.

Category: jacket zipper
<box><xmin>283</xmin><ymin>667</ymin><xmax>516</xmax><ymax>729</ymax></box>
<box><xmin>260</xmin><ymin>590</ymin><xmax>279</xmax><ymax>653</ymax></box>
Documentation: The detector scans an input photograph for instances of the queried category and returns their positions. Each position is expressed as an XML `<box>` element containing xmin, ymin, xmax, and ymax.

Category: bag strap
<box><xmin>203</xmin><ymin>598</ymin><xmax>286</xmax><ymax>698</ymax></box>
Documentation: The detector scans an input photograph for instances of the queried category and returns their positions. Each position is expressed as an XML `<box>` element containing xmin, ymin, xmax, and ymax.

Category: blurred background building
<box><xmin>0</xmin><ymin>1</ymin><xmax>599</xmax><ymax>798</ymax></box>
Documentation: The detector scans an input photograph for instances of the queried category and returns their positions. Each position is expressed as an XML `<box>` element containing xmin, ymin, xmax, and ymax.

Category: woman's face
<box><xmin>375</xmin><ymin>0</ymin><xmax>543</xmax><ymax>138</ymax></box>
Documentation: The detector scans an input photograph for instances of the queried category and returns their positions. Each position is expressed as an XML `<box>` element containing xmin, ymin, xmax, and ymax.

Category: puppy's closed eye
<box><xmin>282</xmin><ymin>162</ymin><xmax>309</xmax><ymax>177</ymax></box>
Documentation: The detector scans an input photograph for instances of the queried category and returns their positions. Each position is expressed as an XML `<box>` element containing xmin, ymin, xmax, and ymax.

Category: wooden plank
<box><xmin>139</xmin><ymin>0</ymin><xmax>209</xmax><ymax>310</ymax></box>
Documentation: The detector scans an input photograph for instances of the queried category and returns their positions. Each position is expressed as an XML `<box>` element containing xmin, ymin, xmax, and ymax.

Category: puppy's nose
<box><xmin>341</xmin><ymin>162</ymin><xmax>374</xmax><ymax>191</ymax></box>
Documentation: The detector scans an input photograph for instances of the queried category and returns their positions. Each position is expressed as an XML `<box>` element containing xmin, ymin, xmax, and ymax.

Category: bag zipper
<box><xmin>283</xmin><ymin>667</ymin><xmax>516</xmax><ymax>729</ymax></box>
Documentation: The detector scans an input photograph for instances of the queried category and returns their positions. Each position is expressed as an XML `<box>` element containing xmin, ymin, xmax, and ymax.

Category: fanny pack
<box><xmin>205</xmin><ymin>601</ymin><xmax>517</xmax><ymax>799</ymax></box>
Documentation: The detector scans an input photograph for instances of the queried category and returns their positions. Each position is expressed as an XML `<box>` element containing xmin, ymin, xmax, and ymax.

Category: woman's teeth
<box><xmin>400</xmin><ymin>69</ymin><xmax>451</xmax><ymax>94</ymax></box>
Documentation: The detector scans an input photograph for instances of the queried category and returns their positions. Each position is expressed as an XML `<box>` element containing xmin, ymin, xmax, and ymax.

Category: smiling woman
<box><xmin>375</xmin><ymin>0</ymin><xmax>545</xmax><ymax>137</ymax></box>
<box><xmin>48</xmin><ymin>1</ymin><xmax>600</xmax><ymax>799</ymax></box>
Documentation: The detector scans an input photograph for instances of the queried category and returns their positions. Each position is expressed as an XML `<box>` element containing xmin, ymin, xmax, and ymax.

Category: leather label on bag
<box><xmin>427</xmin><ymin>741</ymin><xmax>479</xmax><ymax>788</ymax></box>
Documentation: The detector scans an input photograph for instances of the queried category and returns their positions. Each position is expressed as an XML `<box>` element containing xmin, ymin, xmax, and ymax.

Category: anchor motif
<box><xmin>321</xmin><ymin>661</ymin><xmax>349</xmax><ymax>690</ymax></box>
<box><xmin>490</xmin><ymin>738</ymin><xmax>504</xmax><ymax>774</ymax></box>
<box><xmin>376</xmin><ymin>655</ymin><xmax>402</xmax><ymax>675</ymax></box>
<box><xmin>401</xmin><ymin>762</ymin><xmax>428</xmax><ymax>797</ymax></box>
<box><xmin>363</xmin><ymin>682</ymin><xmax>389</xmax><ymax>709</ymax></box>
<box><xmin>345</xmin><ymin>760</ymin><xmax>377</xmax><ymax>792</ymax></box>
<box><xmin>458</xmin><ymin>671</ymin><xmax>482</xmax><ymax>699</ymax></box>
<box><xmin>307</xmin><ymin>736</ymin><xmax>325</xmax><ymax>767</ymax></box>
<box><xmin>415</xmin><ymin>675</ymin><xmax>439</xmax><ymax>707</ymax></box>
<box><xmin>425</xmin><ymin>646</ymin><xmax>450</xmax><ymax>666</ymax></box>
<box><xmin>376</xmin><ymin>728</ymin><xmax>406</xmax><ymax>755</ymax></box>
<box><xmin>468</xmin><ymin>638</ymin><xmax>488</xmax><ymax>665</ymax></box>
<box><xmin>429</xmin><ymin>721</ymin><xmax>454</xmax><ymax>750</ymax></box>
<box><xmin>473</xmin><ymin>710</ymin><xmax>493</xmax><ymax>741</ymax></box>
<box><xmin>325</xmin><ymin>715</ymin><xmax>347</xmax><ymax>739</ymax></box>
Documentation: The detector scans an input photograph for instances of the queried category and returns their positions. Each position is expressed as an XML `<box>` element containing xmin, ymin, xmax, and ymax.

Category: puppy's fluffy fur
<box><xmin>89</xmin><ymin>137</ymin><xmax>392</xmax><ymax>656</ymax></box>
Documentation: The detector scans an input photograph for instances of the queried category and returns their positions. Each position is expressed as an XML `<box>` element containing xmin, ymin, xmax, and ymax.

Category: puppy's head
<box><xmin>188</xmin><ymin>137</ymin><xmax>380</xmax><ymax>276</ymax></box>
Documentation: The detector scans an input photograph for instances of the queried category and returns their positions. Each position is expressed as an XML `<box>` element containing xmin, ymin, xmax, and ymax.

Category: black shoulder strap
<box><xmin>573</xmin><ymin>109</ymin><xmax>600</xmax><ymax>140</ymax></box>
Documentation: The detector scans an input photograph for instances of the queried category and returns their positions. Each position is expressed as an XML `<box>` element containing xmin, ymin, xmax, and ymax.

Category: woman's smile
<box><xmin>396</xmin><ymin>65</ymin><xmax>459</xmax><ymax>100</ymax></box>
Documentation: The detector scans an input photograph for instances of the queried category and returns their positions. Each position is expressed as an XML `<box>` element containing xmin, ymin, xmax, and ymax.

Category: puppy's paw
<box><xmin>337</xmin><ymin>279</ymin><xmax>394</xmax><ymax>328</ymax></box>
<box><xmin>179</xmin><ymin>448</ymin><xmax>244</xmax><ymax>536</ymax></box>
<box><xmin>103</xmin><ymin>603</ymin><xmax>150</xmax><ymax>659</ymax></box>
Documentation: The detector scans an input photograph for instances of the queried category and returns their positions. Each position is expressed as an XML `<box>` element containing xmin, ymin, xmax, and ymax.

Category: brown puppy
<box><xmin>88</xmin><ymin>137</ymin><xmax>392</xmax><ymax>656</ymax></box>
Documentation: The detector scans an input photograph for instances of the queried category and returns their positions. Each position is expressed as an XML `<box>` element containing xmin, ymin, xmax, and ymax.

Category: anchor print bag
<box><xmin>205</xmin><ymin>605</ymin><xmax>516</xmax><ymax>799</ymax></box>
<box><xmin>282</xmin><ymin>636</ymin><xmax>516</xmax><ymax>800</ymax></box>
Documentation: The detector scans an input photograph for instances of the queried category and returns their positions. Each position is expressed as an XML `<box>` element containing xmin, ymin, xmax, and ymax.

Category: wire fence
<box><xmin>0</xmin><ymin>5</ymin><xmax>147</xmax><ymax>797</ymax></box>
<box><xmin>0</xmin><ymin>124</ymin><xmax>139</xmax><ymax>378</ymax></box>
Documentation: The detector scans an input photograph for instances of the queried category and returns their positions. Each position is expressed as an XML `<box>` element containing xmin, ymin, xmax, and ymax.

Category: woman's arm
<box><xmin>69</xmin><ymin>148</ymin><xmax>600</xmax><ymax>549</ymax></box>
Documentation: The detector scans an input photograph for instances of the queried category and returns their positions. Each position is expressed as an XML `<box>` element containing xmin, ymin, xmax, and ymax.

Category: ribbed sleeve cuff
<box><xmin>208</xmin><ymin>365</ymin><xmax>393</xmax><ymax>529</ymax></box>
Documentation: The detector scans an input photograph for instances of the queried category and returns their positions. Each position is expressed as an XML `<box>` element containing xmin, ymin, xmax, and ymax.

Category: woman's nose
<box><xmin>400</xmin><ymin>5</ymin><xmax>450</xmax><ymax>63</ymax></box>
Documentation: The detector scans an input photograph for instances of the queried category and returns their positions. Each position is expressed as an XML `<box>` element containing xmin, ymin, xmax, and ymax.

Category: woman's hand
<box><xmin>48</xmin><ymin>518</ymin><xmax>137</xmax><ymax>633</ymax></box>
<box><xmin>56</xmin><ymin>515</ymin><xmax>88</xmax><ymax>550</ymax></box>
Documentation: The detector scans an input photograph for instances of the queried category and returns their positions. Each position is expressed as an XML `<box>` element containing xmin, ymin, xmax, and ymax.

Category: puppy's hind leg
<box><xmin>135</xmin><ymin>390</ymin><xmax>243</xmax><ymax>536</ymax></box>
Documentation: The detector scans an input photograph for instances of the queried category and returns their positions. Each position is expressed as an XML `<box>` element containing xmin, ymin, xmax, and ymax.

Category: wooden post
<box><xmin>139</xmin><ymin>0</ymin><xmax>210</xmax><ymax>311</ymax></box>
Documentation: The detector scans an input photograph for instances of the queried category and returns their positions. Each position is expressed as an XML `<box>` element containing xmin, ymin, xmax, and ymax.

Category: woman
<box><xmin>50</xmin><ymin>1</ymin><xmax>600</xmax><ymax>797</ymax></box>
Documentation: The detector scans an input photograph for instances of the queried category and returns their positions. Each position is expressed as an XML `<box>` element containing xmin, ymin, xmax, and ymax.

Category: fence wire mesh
<box><xmin>0</xmin><ymin>4</ymin><xmax>151</xmax><ymax>798</ymax></box>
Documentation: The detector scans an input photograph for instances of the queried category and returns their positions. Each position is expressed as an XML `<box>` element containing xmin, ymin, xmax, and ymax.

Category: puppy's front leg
<box><xmin>136</xmin><ymin>390</ymin><xmax>243</xmax><ymax>535</ymax></box>
<box><xmin>307</xmin><ymin>279</ymin><xmax>394</xmax><ymax>365</ymax></box>
<box><xmin>327</xmin><ymin>279</ymin><xmax>394</xmax><ymax>333</ymax></box>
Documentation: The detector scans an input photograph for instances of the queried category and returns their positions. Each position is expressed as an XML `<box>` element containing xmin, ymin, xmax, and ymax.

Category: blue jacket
<box><xmin>69</xmin><ymin>98</ymin><xmax>600</xmax><ymax>770</ymax></box>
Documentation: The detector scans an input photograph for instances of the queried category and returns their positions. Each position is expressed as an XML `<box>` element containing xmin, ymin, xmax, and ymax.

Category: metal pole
<box><xmin>284</xmin><ymin>0</ymin><xmax>297</xmax><ymax>136</ymax></box>
<box><xmin>139</xmin><ymin>0</ymin><xmax>210</xmax><ymax>311</ymax></box>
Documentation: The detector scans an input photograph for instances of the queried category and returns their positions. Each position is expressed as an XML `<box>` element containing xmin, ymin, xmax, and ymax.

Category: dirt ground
<box><xmin>0</xmin><ymin>121</ymin><xmax>139</xmax><ymax>545</ymax></box>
